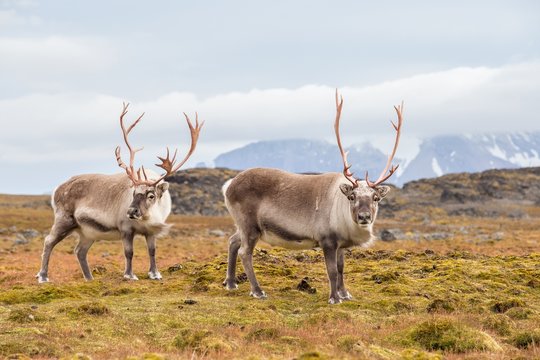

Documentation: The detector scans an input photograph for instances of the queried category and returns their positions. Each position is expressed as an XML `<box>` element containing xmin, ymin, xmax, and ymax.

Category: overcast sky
<box><xmin>1</xmin><ymin>0</ymin><xmax>539</xmax><ymax>194</ymax></box>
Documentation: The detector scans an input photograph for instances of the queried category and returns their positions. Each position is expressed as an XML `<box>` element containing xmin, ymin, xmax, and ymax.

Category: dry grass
<box><xmin>0</xmin><ymin>194</ymin><xmax>539</xmax><ymax>359</ymax></box>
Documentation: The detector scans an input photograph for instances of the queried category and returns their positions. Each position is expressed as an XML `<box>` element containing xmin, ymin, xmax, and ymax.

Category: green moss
<box><xmin>0</xmin><ymin>340</ymin><xmax>58</xmax><ymax>357</ymax></box>
<box><xmin>490</xmin><ymin>298</ymin><xmax>525</xmax><ymax>313</ymax></box>
<box><xmin>400</xmin><ymin>349</ymin><xmax>443</xmax><ymax>360</ymax></box>
<box><xmin>505</xmin><ymin>307</ymin><xmax>532</xmax><ymax>320</ymax></box>
<box><xmin>246</xmin><ymin>327</ymin><xmax>280</xmax><ymax>341</ymax></box>
<box><xmin>335</xmin><ymin>335</ymin><xmax>358</xmax><ymax>352</ymax></box>
<box><xmin>101</xmin><ymin>287</ymin><xmax>134</xmax><ymax>296</ymax></box>
<box><xmin>426</xmin><ymin>299</ymin><xmax>455</xmax><ymax>313</ymax></box>
<box><xmin>371</xmin><ymin>271</ymin><xmax>400</xmax><ymax>284</ymax></box>
<box><xmin>307</xmin><ymin>309</ymin><xmax>351</xmax><ymax>324</ymax></box>
<box><xmin>0</xmin><ymin>285</ymin><xmax>77</xmax><ymax>304</ymax></box>
<box><xmin>7</xmin><ymin>307</ymin><xmax>44</xmax><ymax>323</ymax></box>
<box><xmin>511</xmin><ymin>330</ymin><xmax>540</xmax><ymax>349</ymax></box>
<box><xmin>59</xmin><ymin>301</ymin><xmax>110</xmax><ymax>318</ymax></box>
<box><xmin>141</xmin><ymin>354</ymin><xmax>166</xmax><ymax>360</ymax></box>
<box><xmin>403</xmin><ymin>319</ymin><xmax>501</xmax><ymax>353</ymax></box>
<box><xmin>171</xmin><ymin>328</ymin><xmax>212</xmax><ymax>350</ymax></box>
<box><xmin>297</xmin><ymin>351</ymin><xmax>327</xmax><ymax>360</ymax></box>
<box><xmin>69</xmin><ymin>354</ymin><xmax>93</xmax><ymax>360</ymax></box>
<box><xmin>482</xmin><ymin>314</ymin><xmax>514</xmax><ymax>336</ymax></box>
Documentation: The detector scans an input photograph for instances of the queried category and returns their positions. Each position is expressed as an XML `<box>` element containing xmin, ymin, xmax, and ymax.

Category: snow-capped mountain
<box><xmin>214</xmin><ymin>139</ymin><xmax>399</xmax><ymax>179</ymax></box>
<box><xmin>214</xmin><ymin>132</ymin><xmax>540</xmax><ymax>185</ymax></box>
<box><xmin>398</xmin><ymin>132</ymin><xmax>540</xmax><ymax>184</ymax></box>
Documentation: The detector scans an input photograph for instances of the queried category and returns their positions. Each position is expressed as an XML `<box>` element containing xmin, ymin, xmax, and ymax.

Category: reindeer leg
<box><xmin>37</xmin><ymin>214</ymin><xmax>77</xmax><ymax>283</ymax></box>
<box><xmin>122</xmin><ymin>232</ymin><xmax>138</xmax><ymax>280</ymax></box>
<box><xmin>75</xmin><ymin>235</ymin><xmax>95</xmax><ymax>281</ymax></box>
<box><xmin>322</xmin><ymin>242</ymin><xmax>341</xmax><ymax>304</ymax></box>
<box><xmin>223</xmin><ymin>231</ymin><xmax>241</xmax><ymax>290</ymax></box>
<box><xmin>239</xmin><ymin>229</ymin><xmax>266</xmax><ymax>299</ymax></box>
<box><xmin>337</xmin><ymin>248</ymin><xmax>353</xmax><ymax>300</ymax></box>
<box><xmin>145</xmin><ymin>235</ymin><xmax>161</xmax><ymax>280</ymax></box>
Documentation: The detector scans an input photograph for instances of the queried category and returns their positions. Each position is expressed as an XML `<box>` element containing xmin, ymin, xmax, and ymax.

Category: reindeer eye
<box><xmin>373</xmin><ymin>194</ymin><xmax>380</xmax><ymax>202</ymax></box>
<box><xmin>147</xmin><ymin>193</ymin><xmax>155</xmax><ymax>200</ymax></box>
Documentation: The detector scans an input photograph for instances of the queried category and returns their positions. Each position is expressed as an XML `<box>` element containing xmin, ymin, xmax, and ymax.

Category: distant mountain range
<box><xmin>214</xmin><ymin>132</ymin><xmax>540</xmax><ymax>185</ymax></box>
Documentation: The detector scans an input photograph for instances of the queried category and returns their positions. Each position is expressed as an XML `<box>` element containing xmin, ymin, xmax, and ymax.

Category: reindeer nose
<box><xmin>127</xmin><ymin>207</ymin><xmax>141</xmax><ymax>219</ymax></box>
<box><xmin>358</xmin><ymin>212</ymin><xmax>371</xmax><ymax>223</ymax></box>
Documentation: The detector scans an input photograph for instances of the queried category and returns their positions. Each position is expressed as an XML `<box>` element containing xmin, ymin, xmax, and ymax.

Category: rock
<box><xmin>167</xmin><ymin>264</ymin><xmax>183</xmax><ymax>273</ymax></box>
<box><xmin>209</xmin><ymin>229</ymin><xmax>226</xmax><ymax>237</ymax></box>
<box><xmin>235</xmin><ymin>272</ymin><xmax>248</xmax><ymax>284</ymax></box>
<box><xmin>8</xmin><ymin>226</ymin><xmax>17</xmax><ymax>233</ymax></box>
<box><xmin>92</xmin><ymin>265</ymin><xmax>107</xmax><ymax>275</ymax></box>
<box><xmin>21</xmin><ymin>229</ymin><xmax>40</xmax><ymax>239</ymax></box>
<box><xmin>297</xmin><ymin>277</ymin><xmax>316</xmax><ymax>294</ymax></box>
<box><xmin>380</xmin><ymin>229</ymin><xmax>402</xmax><ymax>241</ymax></box>
<box><xmin>14</xmin><ymin>233</ymin><xmax>29</xmax><ymax>245</ymax></box>
<box><xmin>184</xmin><ymin>299</ymin><xmax>197</xmax><ymax>305</ymax></box>
<box><xmin>423</xmin><ymin>232</ymin><xmax>452</xmax><ymax>241</ymax></box>
<box><xmin>492</xmin><ymin>232</ymin><xmax>504</xmax><ymax>241</ymax></box>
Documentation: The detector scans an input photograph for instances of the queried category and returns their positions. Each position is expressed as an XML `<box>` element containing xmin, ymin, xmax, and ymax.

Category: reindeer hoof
<box><xmin>339</xmin><ymin>291</ymin><xmax>353</xmax><ymax>301</ymax></box>
<box><xmin>123</xmin><ymin>274</ymin><xmax>139</xmax><ymax>281</ymax></box>
<box><xmin>250</xmin><ymin>290</ymin><xmax>267</xmax><ymax>299</ymax></box>
<box><xmin>36</xmin><ymin>273</ymin><xmax>49</xmax><ymax>284</ymax></box>
<box><xmin>328</xmin><ymin>297</ymin><xmax>343</xmax><ymax>305</ymax></box>
<box><xmin>223</xmin><ymin>279</ymin><xmax>238</xmax><ymax>290</ymax></box>
<box><xmin>148</xmin><ymin>271</ymin><xmax>162</xmax><ymax>280</ymax></box>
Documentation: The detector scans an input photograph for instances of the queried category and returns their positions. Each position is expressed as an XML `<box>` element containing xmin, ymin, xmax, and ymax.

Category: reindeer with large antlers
<box><xmin>37</xmin><ymin>104</ymin><xmax>203</xmax><ymax>283</ymax></box>
<box><xmin>222</xmin><ymin>91</ymin><xmax>403</xmax><ymax>304</ymax></box>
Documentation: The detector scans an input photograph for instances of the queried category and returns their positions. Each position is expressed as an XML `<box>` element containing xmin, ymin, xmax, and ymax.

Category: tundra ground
<box><xmin>0</xmin><ymin>194</ymin><xmax>539</xmax><ymax>359</ymax></box>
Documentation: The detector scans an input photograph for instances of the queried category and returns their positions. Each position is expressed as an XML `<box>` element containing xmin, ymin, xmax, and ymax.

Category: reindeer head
<box><xmin>334</xmin><ymin>90</ymin><xmax>403</xmax><ymax>226</ymax></box>
<box><xmin>115</xmin><ymin>103</ymin><xmax>204</xmax><ymax>220</ymax></box>
<box><xmin>339</xmin><ymin>182</ymin><xmax>390</xmax><ymax>225</ymax></box>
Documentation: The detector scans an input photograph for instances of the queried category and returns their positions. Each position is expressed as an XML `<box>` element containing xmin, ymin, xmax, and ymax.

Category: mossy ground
<box><xmin>0</xmin><ymin>194</ymin><xmax>540</xmax><ymax>359</ymax></box>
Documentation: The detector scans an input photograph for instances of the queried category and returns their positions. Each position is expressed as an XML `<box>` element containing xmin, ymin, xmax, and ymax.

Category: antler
<box><xmin>115</xmin><ymin>103</ymin><xmax>204</xmax><ymax>187</ymax></box>
<box><xmin>115</xmin><ymin>102</ymin><xmax>150</xmax><ymax>186</ymax></box>
<box><xmin>365</xmin><ymin>101</ymin><xmax>404</xmax><ymax>188</ymax></box>
<box><xmin>152</xmin><ymin>112</ymin><xmax>204</xmax><ymax>184</ymax></box>
<box><xmin>334</xmin><ymin>89</ymin><xmax>360</xmax><ymax>188</ymax></box>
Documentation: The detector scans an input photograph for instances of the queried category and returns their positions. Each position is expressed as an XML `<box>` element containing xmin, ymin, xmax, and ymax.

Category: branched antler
<box><xmin>152</xmin><ymin>112</ymin><xmax>204</xmax><ymax>183</ymax></box>
<box><xmin>333</xmin><ymin>90</ymin><xmax>404</xmax><ymax>188</ymax></box>
<box><xmin>334</xmin><ymin>90</ymin><xmax>360</xmax><ymax>188</ymax></box>
<box><xmin>365</xmin><ymin>101</ymin><xmax>404</xmax><ymax>188</ymax></box>
<box><xmin>115</xmin><ymin>102</ymin><xmax>148</xmax><ymax>185</ymax></box>
<box><xmin>115</xmin><ymin>103</ymin><xmax>204</xmax><ymax>187</ymax></box>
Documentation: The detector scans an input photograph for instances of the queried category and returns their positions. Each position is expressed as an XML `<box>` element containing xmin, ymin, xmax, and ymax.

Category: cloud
<box><xmin>0</xmin><ymin>9</ymin><xmax>40</xmax><ymax>27</ymax></box>
<box><xmin>0</xmin><ymin>36</ymin><xmax>117</xmax><ymax>89</ymax></box>
<box><xmin>1</xmin><ymin>61</ymin><xmax>539</xmax><ymax>193</ymax></box>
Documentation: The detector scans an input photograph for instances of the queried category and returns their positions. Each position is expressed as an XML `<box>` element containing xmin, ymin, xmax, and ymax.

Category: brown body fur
<box><xmin>223</xmin><ymin>168</ymin><xmax>390</xmax><ymax>304</ymax></box>
<box><xmin>37</xmin><ymin>172</ymin><xmax>171</xmax><ymax>283</ymax></box>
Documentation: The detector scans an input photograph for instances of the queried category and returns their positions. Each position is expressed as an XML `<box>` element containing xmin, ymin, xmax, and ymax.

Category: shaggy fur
<box><xmin>37</xmin><ymin>171</ymin><xmax>171</xmax><ymax>283</ymax></box>
<box><xmin>222</xmin><ymin>168</ymin><xmax>390</xmax><ymax>304</ymax></box>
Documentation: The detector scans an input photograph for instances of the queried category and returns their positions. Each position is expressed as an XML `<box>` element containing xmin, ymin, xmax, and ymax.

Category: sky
<box><xmin>1</xmin><ymin>0</ymin><xmax>539</xmax><ymax>194</ymax></box>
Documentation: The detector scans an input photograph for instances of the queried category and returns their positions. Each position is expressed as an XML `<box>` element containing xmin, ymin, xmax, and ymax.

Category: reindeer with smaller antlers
<box><xmin>37</xmin><ymin>104</ymin><xmax>203</xmax><ymax>283</ymax></box>
<box><xmin>222</xmin><ymin>91</ymin><xmax>403</xmax><ymax>304</ymax></box>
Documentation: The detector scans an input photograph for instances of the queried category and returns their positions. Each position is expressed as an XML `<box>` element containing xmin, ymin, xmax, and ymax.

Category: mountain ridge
<box><xmin>214</xmin><ymin>132</ymin><xmax>540</xmax><ymax>185</ymax></box>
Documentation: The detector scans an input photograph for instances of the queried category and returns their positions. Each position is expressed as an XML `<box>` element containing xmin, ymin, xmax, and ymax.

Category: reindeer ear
<box><xmin>157</xmin><ymin>181</ymin><xmax>169</xmax><ymax>196</ymax></box>
<box><xmin>339</xmin><ymin>183</ymin><xmax>354</xmax><ymax>197</ymax></box>
<box><xmin>375</xmin><ymin>185</ymin><xmax>390</xmax><ymax>199</ymax></box>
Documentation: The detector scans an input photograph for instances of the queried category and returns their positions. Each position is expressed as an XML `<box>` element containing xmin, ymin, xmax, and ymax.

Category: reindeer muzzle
<box><xmin>127</xmin><ymin>207</ymin><xmax>142</xmax><ymax>220</ymax></box>
<box><xmin>357</xmin><ymin>212</ymin><xmax>372</xmax><ymax>225</ymax></box>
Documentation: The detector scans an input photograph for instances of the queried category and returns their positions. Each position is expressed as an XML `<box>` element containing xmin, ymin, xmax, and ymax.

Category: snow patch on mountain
<box><xmin>432</xmin><ymin>158</ymin><xmax>443</xmax><ymax>176</ymax></box>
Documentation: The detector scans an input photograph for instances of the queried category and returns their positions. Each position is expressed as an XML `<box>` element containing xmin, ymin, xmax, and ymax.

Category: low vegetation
<box><xmin>0</xmin><ymin>187</ymin><xmax>539</xmax><ymax>359</ymax></box>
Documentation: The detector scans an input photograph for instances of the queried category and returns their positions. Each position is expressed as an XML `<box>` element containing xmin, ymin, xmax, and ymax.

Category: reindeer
<box><xmin>36</xmin><ymin>104</ymin><xmax>203</xmax><ymax>283</ymax></box>
<box><xmin>222</xmin><ymin>91</ymin><xmax>403</xmax><ymax>304</ymax></box>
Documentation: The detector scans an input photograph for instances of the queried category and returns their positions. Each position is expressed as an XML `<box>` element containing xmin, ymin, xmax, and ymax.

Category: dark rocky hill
<box><xmin>166</xmin><ymin>168</ymin><xmax>239</xmax><ymax>216</ymax></box>
<box><xmin>167</xmin><ymin>167</ymin><xmax>540</xmax><ymax>217</ymax></box>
